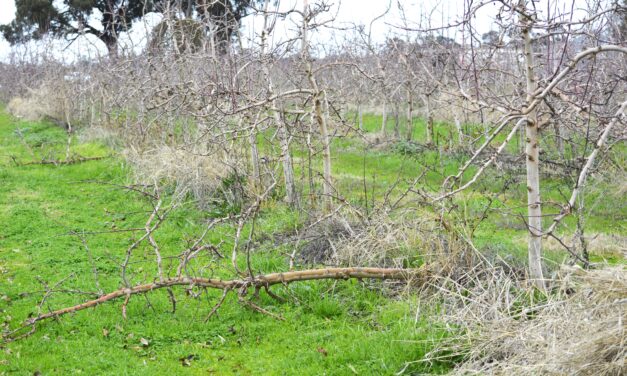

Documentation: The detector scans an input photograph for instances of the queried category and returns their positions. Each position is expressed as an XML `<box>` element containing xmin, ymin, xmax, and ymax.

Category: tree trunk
<box><xmin>454</xmin><ymin>116</ymin><xmax>463</xmax><ymax>144</ymax></box>
<box><xmin>303</xmin><ymin>0</ymin><xmax>333</xmax><ymax>211</ymax></box>
<box><xmin>277</xmin><ymin>118</ymin><xmax>298</xmax><ymax>206</ymax></box>
<box><xmin>521</xmin><ymin>2</ymin><xmax>546</xmax><ymax>290</ymax></box>
<box><xmin>381</xmin><ymin>101</ymin><xmax>387</xmax><ymax>134</ymax></box>
<box><xmin>425</xmin><ymin>95</ymin><xmax>434</xmax><ymax>145</ymax></box>
<box><xmin>394</xmin><ymin>104</ymin><xmax>400</xmax><ymax>139</ymax></box>
<box><xmin>259</xmin><ymin>2</ymin><xmax>297</xmax><ymax>207</ymax></box>
<box><xmin>99</xmin><ymin>21</ymin><xmax>118</xmax><ymax>58</ymax></box>
<box><xmin>104</xmin><ymin>38</ymin><xmax>118</xmax><ymax>58</ymax></box>
<box><xmin>317</xmin><ymin>92</ymin><xmax>333</xmax><ymax>210</ymax></box>
<box><xmin>248</xmin><ymin>114</ymin><xmax>261</xmax><ymax>191</ymax></box>
<box><xmin>553</xmin><ymin>121</ymin><xmax>565</xmax><ymax>159</ymax></box>
<box><xmin>406</xmin><ymin>84</ymin><xmax>413</xmax><ymax>140</ymax></box>
<box><xmin>358</xmin><ymin>103</ymin><xmax>363</xmax><ymax>131</ymax></box>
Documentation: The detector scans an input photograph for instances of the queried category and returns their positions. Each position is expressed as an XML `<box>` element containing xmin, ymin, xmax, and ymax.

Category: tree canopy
<box><xmin>1</xmin><ymin>0</ymin><xmax>154</xmax><ymax>56</ymax></box>
<box><xmin>1</xmin><ymin>0</ymin><xmax>257</xmax><ymax>56</ymax></box>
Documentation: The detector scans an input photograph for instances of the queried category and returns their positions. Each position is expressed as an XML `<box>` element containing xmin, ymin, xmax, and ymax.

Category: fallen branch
<box><xmin>17</xmin><ymin>155</ymin><xmax>109</xmax><ymax>166</ymax></box>
<box><xmin>2</xmin><ymin>267</ymin><xmax>425</xmax><ymax>343</ymax></box>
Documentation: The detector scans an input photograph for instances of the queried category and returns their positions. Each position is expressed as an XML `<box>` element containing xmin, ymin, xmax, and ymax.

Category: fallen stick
<box><xmin>18</xmin><ymin>155</ymin><xmax>109</xmax><ymax>166</ymax></box>
<box><xmin>2</xmin><ymin>267</ymin><xmax>426</xmax><ymax>343</ymax></box>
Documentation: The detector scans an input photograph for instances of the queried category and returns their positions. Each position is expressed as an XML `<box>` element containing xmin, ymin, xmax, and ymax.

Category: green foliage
<box><xmin>150</xmin><ymin>18</ymin><xmax>207</xmax><ymax>55</ymax></box>
<box><xmin>394</xmin><ymin>140</ymin><xmax>427</xmax><ymax>157</ymax></box>
<box><xmin>207</xmin><ymin>171</ymin><xmax>247</xmax><ymax>217</ymax></box>
<box><xmin>2</xmin><ymin>0</ymin><xmax>153</xmax><ymax>53</ymax></box>
<box><xmin>1</xmin><ymin>0</ymin><xmax>260</xmax><ymax>55</ymax></box>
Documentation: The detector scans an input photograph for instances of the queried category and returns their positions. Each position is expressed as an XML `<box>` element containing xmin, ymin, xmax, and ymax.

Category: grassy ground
<box><xmin>1</xmin><ymin>108</ymin><xmax>623</xmax><ymax>375</ymax></box>
<box><xmin>332</xmin><ymin>113</ymin><xmax>625</xmax><ymax>264</ymax></box>
<box><xmin>0</xmin><ymin>111</ymin><xmax>452</xmax><ymax>375</ymax></box>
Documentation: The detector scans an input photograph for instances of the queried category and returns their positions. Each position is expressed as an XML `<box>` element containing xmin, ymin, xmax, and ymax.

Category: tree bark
<box><xmin>3</xmin><ymin>266</ymin><xmax>426</xmax><ymax>343</ymax></box>
<box><xmin>358</xmin><ymin>103</ymin><xmax>363</xmax><ymax>130</ymax></box>
<box><xmin>248</xmin><ymin>114</ymin><xmax>261</xmax><ymax>191</ymax></box>
<box><xmin>303</xmin><ymin>0</ymin><xmax>333</xmax><ymax>211</ymax></box>
<box><xmin>454</xmin><ymin>116</ymin><xmax>463</xmax><ymax>143</ymax></box>
<box><xmin>103</xmin><ymin>37</ymin><xmax>118</xmax><ymax>58</ymax></box>
<box><xmin>260</xmin><ymin>2</ymin><xmax>298</xmax><ymax>207</ymax></box>
<box><xmin>381</xmin><ymin>101</ymin><xmax>387</xmax><ymax>134</ymax></box>
<box><xmin>277</xmin><ymin>121</ymin><xmax>298</xmax><ymax>206</ymax></box>
<box><xmin>553</xmin><ymin>121</ymin><xmax>565</xmax><ymax>159</ymax></box>
<box><xmin>394</xmin><ymin>104</ymin><xmax>400</xmax><ymax>139</ymax></box>
<box><xmin>425</xmin><ymin>94</ymin><xmax>434</xmax><ymax>145</ymax></box>
<box><xmin>406</xmin><ymin>83</ymin><xmax>413</xmax><ymax>140</ymax></box>
<box><xmin>521</xmin><ymin>1</ymin><xmax>546</xmax><ymax>290</ymax></box>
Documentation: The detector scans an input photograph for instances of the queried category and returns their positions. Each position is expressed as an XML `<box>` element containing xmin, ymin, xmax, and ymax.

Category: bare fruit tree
<box><xmin>432</xmin><ymin>0</ymin><xmax>627</xmax><ymax>288</ymax></box>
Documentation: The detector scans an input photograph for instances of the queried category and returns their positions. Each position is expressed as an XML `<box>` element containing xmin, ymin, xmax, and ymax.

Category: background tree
<box><xmin>481</xmin><ymin>30</ymin><xmax>500</xmax><ymax>47</ymax></box>
<box><xmin>1</xmin><ymin>0</ymin><xmax>259</xmax><ymax>57</ymax></box>
<box><xmin>1</xmin><ymin>0</ymin><xmax>155</xmax><ymax>56</ymax></box>
<box><xmin>193</xmin><ymin>0</ymin><xmax>257</xmax><ymax>53</ymax></box>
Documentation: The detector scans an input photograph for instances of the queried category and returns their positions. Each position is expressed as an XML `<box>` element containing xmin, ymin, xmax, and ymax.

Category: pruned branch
<box><xmin>2</xmin><ymin>267</ymin><xmax>425</xmax><ymax>343</ymax></box>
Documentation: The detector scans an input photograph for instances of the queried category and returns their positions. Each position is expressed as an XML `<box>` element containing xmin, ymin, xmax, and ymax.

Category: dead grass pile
<box><xmin>7</xmin><ymin>83</ymin><xmax>73</xmax><ymax>125</ymax></box>
<box><xmin>330</xmin><ymin>210</ymin><xmax>470</xmax><ymax>269</ymax></box>
<box><xmin>543</xmin><ymin>233</ymin><xmax>626</xmax><ymax>258</ymax></box>
<box><xmin>124</xmin><ymin>144</ymin><xmax>245</xmax><ymax>208</ymax></box>
<box><xmin>7</xmin><ymin>97</ymin><xmax>37</xmax><ymax>120</ymax></box>
<box><xmin>296</xmin><ymin>217</ymin><xmax>354</xmax><ymax>265</ymax></box>
<box><xmin>423</xmin><ymin>263</ymin><xmax>626</xmax><ymax>375</ymax></box>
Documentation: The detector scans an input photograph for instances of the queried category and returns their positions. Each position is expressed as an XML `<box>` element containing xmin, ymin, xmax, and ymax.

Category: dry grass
<box><xmin>543</xmin><ymin>233</ymin><xmax>627</xmax><ymax>258</ymax></box>
<box><xmin>7</xmin><ymin>83</ymin><xmax>72</xmax><ymax>124</ymax></box>
<box><xmin>77</xmin><ymin>125</ymin><xmax>122</xmax><ymax>149</ymax></box>
<box><xmin>422</xmin><ymin>263</ymin><xmax>626</xmax><ymax>375</ymax></box>
<box><xmin>124</xmin><ymin>143</ymin><xmax>244</xmax><ymax>206</ymax></box>
<box><xmin>7</xmin><ymin>97</ymin><xmax>37</xmax><ymax>120</ymax></box>
<box><xmin>330</xmin><ymin>210</ymin><xmax>471</xmax><ymax>269</ymax></box>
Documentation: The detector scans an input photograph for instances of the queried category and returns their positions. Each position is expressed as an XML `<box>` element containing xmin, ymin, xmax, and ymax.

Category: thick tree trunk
<box><xmin>99</xmin><ymin>19</ymin><xmax>118</xmax><ymax>58</ymax></box>
<box><xmin>104</xmin><ymin>38</ymin><xmax>118</xmax><ymax>58</ymax></box>
<box><xmin>521</xmin><ymin>2</ymin><xmax>546</xmax><ymax>290</ymax></box>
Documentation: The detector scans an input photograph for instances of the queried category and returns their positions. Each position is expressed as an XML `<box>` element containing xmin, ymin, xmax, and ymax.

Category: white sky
<box><xmin>0</xmin><ymin>0</ymin><xmax>593</xmax><ymax>61</ymax></box>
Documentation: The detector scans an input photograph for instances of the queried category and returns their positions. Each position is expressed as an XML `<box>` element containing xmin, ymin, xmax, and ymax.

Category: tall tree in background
<box><xmin>194</xmin><ymin>0</ymin><xmax>255</xmax><ymax>53</ymax></box>
<box><xmin>151</xmin><ymin>0</ymin><xmax>257</xmax><ymax>55</ymax></box>
<box><xmin>1</xmin><ymin>0</ymin><xmax>154</xmax><ymax>56</ymax></box>
<box><xmin>1</xmin><ymin>0</ymin><xmax>257</xmax><ymax>56</ymax></box>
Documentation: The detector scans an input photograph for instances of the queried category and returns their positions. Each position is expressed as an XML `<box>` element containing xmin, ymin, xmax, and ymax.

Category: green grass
<box><xmin>0</xmin><ymin>111</ymin><xmax>453</xmax><ymax>374</ymax></box>
<box><xmin>1</xmin><ymin>107</ymin><xmax>624</xmax><ymax>375</ymax></box>
<box><xmin>338</xmin><ymin>113</ymin><xmax>625</xmax><ymax>263</ymax></box>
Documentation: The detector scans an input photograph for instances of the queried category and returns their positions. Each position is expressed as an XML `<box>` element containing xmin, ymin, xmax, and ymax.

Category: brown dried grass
<box><xmin>124</xmin><ymin>143</ymin><xmax>244</xmax><ymax>206</ymax></box>
<box><xmin>7</xmin><ymin>83</ymin><xmax>72</xmax><ymax>123</ymax></box>
<box><xmin>423</xmin><ymin>263</ymin><xmax>626</xmax><ymax>375</ymax></box>
<box><xmin>331</xmin><ymin>210</ymin><xmax>471</xmax><ymax>270</ymax></box>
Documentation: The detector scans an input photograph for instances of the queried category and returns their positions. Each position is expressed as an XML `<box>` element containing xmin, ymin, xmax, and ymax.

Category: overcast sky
<box><xmin>0</xmin><ymin>0</ymin><xmax>592</xmax><ymax>61</ymax></box>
